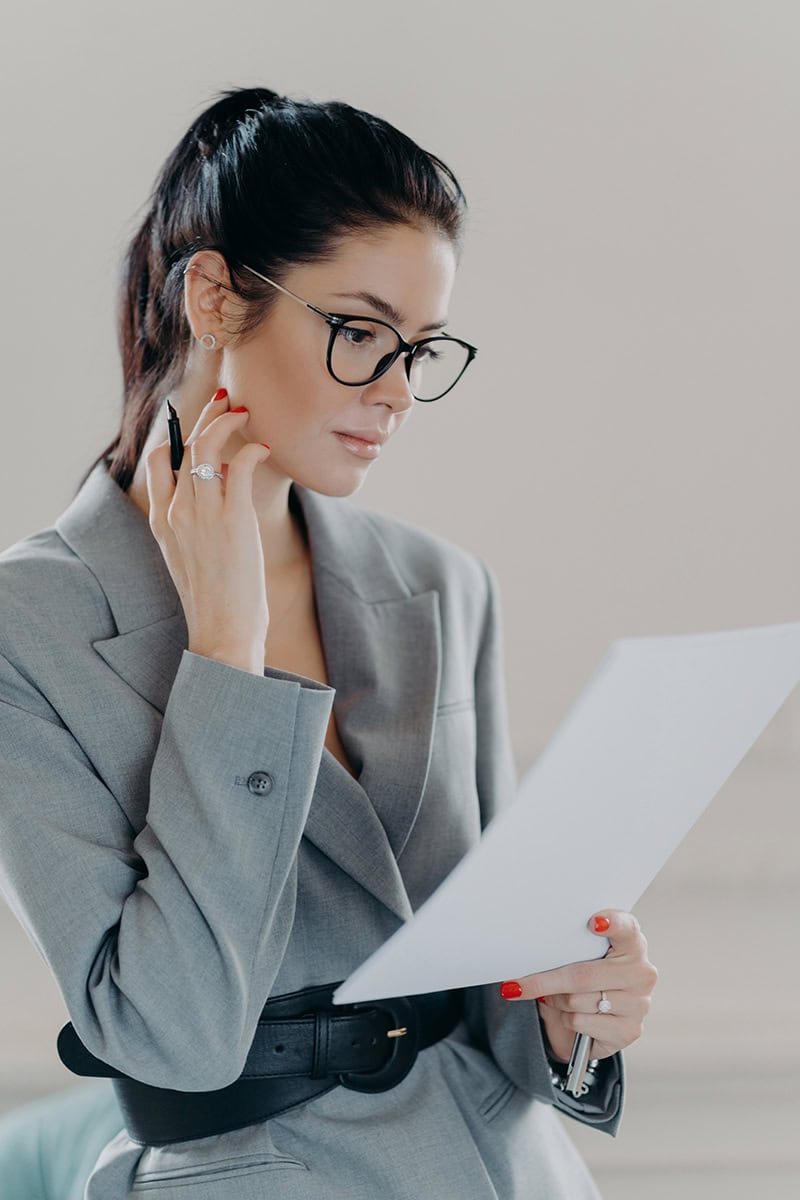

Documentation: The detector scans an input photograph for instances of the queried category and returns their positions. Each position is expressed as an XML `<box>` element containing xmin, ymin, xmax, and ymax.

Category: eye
<box><xmin>339</xmin><ymin>324</ymin><xmax>377</xmax><ymax>346</ymax></box>
<box><xmin>413</xmin><ymin>342</ymin><xmax>443</xmax><ymax>363</ymax></box>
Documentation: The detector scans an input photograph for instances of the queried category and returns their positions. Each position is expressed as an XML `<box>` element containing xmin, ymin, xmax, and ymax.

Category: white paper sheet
<box><xmin>334</xmin><ymin>622</ymin><xmax>800</xmax><ymax>1004</ymax></box>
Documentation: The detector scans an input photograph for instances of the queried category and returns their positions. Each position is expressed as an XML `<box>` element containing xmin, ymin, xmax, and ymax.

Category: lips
<box><xmin>333</xmin><ymin>429</ymin><xmax>388</xmax><ymax>446</ymax></box>
<box><xmin>333</xmin><ymin>430</ymin><xmax>386</xmax><ymax>460</ymax></box>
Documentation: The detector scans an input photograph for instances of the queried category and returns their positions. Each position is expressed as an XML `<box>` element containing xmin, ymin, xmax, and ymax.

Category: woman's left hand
<box><xmin>500</xmin><ymin>910</ymin><xmax>658</xmax><ymax>1063</ymax></box>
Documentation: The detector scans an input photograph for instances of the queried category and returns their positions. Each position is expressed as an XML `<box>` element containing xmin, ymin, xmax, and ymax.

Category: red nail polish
<box><xmin>593</xmin><ymin>916</ymin><xmax>611</xmax><ymax>933</ymax></box>
<box><xmin>535</xmin><ymin>997</ymin><xmax>546</xmax><ymax>1003</ymax></box>
<box><xmin>231</xmin><ymin>406</ymin><xmax>248</xmax><ymax>413</ymax></box>
<box><xmin>500</xmin><ymin>981</ymin><xmax>523</xmax><ymax>1000</ymax></box>
<box><xmin>260</xmin><ymin>443</ymin><xmax>271</xmax><ymax>449</ymax></box>
<box><xmin>212</xmin><ymin>388</ymin><xmax>228</xmax><ymax>402</ymax></box>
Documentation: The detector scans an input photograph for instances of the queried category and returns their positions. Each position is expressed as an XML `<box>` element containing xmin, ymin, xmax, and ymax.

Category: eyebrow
<box><xmin>330</xmin><ymin>291</ymin><xmax>448</xmax><ymax>332</ymax></box>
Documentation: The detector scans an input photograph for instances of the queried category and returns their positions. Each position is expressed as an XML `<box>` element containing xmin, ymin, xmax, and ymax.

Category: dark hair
<box><xmin>78</xmin><ymin>86</ymin><xmax>467</xmax><ymax>493</ymax></box>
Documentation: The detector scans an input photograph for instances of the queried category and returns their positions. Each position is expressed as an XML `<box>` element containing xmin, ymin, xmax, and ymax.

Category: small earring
<box><xmin>199</xmin><ymin>332</ymin><xmax>218</xmax><ymax>350</ymax></box>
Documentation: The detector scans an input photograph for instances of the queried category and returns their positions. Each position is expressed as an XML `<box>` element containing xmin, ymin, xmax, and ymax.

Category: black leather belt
<box><xmin>57</xmin><ymin>982</ymin><xmax>464</xmax><ymax>1145</ymax></box>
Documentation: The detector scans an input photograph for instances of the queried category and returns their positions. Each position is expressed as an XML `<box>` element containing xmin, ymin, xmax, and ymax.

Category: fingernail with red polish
<box><xmin>260</xmin><ymin>443</ymin><xmax>271</xmax><ymax>450</ymax></box>
<box><xmin>212</xmin><ymin>388</ymin><xmax>228</xmax><ymax>402</ymax></box>
<box><xmin>593</xmin><ymin>915</ymin><xmax>611</xmax><ymax>933</ymax></box>
<box><xmin>500</xmin><ymin>981</ymin><xmax>523</xmax><ymax>1000</ymax></box>
<box><xmin>535</xmin><ymin>997</ymin><xmax>546</xmax><ymax>1003</ymax></box>
<box><xmin>231</xmin><ymin>406</ymin><xmax>248</xmax><ymax>413</ymax></box>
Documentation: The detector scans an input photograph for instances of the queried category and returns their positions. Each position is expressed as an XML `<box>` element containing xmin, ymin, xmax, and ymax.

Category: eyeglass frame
<box><xmin>206</xmin><ymin>262</ymin><xmax>477</xmax><ymax>401</ymax></box>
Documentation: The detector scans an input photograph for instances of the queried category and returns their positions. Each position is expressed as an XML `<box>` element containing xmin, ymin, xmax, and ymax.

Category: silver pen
<box><xmin>564</xmin><ymin>942</ymin><xmax>611</xmax><ymax>1095</ymax></box>
<box><xmin>565</xmin><ymin>1032</ymin><xmax>593</xmax><ymax>1096</ymax></box>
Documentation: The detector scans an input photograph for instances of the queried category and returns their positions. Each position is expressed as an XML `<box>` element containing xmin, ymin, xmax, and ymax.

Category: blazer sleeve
<box><xmin>0</xmin><ymin>648</ymin><xmax>333</xmax><ymax>1092</ymax></box>
<box><xmin>462</xmin><ymin>561</ymin><xmax>626</xmax><ymax>1136</ymax></box>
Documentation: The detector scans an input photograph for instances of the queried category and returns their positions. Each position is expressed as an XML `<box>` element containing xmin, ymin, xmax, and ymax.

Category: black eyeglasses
<box><xmin>237</xmin><ymin>263</ymin><xmax>478</xmax><ymax>402</ymax></box>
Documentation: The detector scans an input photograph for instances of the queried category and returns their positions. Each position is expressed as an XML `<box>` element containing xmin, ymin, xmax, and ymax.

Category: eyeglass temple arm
<box><xmin>184</xmin><ymin>262</ymin><xmax>332</xmax><ymax>321</ymax></box>
<box><xmin>187</xmin><ymin>262</ymin><xmax>475</xmax><ymax>355</ymax></box>
<box><xmin>239</xmin><ymin>263</ymin><xmax>333</xmax><ymax>321</ymax></box>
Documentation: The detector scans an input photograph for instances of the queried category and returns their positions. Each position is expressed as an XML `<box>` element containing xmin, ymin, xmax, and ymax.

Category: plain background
<box><xmin>1</xmin><ymin>1</ymin><xmax>797</xmax><ymax>1195</ymax></box>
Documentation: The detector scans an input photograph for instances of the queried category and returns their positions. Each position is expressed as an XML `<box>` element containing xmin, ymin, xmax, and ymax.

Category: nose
<box><xmin>362</xmin><ymin>354</ymin><xmax>415</xmax><ymax>415</ymax></box>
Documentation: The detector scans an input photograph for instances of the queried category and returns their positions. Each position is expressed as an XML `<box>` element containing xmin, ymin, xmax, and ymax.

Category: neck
<box><xmin>126</xmin><ymin>388</ymin><xmax>307</xmax><ymax>576</ymax></box>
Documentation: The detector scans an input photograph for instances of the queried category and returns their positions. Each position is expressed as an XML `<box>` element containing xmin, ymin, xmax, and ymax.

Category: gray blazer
<box><xmin>0</xmin><ymin>462</ymin><xmax>623</xmax><ymax>1199</ymax></box>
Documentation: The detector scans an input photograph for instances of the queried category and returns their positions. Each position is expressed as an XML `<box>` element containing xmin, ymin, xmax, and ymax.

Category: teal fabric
<box><xmin>0</xmin><ymin>1082</ymin><xmax>124</xmax><ymax>1200</ymax></box>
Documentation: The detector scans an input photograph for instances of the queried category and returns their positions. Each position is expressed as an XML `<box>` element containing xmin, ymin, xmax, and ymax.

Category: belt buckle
<box><xmin>338</xmin><ymin>996</ymin><xmax>419</xmax><ymax>1094</ymax></box>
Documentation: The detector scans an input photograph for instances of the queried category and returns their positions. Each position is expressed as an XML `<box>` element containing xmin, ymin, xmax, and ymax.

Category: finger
<box><xmin>541</xmin><ymin>991</ymin><xmax>619</xmax><ymax>1016</ymax></box>
<box><xmin>183</xmin><ymin>388</ymin><xmax>231</xmax><ymax>446</ymax></box>
<box><xmin>557</xmin><ymin>1009</ymin><xmax>646</xmax><ymax>1052</ymax></box>
<box><xmin>144</xmin><ymin>441</ymin><xmax>177</xmax><ymax>530</ymax></box>
<box><xmin>172</xmin><ymin>390</ymin><xmax>233</xmax><ymax>500</ymax></box>
<box><xmin>188</xmin><ymin>404</ymin><xmax>251</xmax><ymax>463</ymax></box>
<box><xmin>501</xmin><ymin>951</ymin><xmax>607</xmax><ymax>1001</ymax></box>
<box><xmin>499</xmin><ymin>914</ymin><xmax>649</xmax><ymax>1002</ymax></box>
<box><xmin>223</xmin><ymin>442</ymin><xmax>271</xmax><ymax>512</ymax></box>
<box><xmin>187</xmin><ymin>407</ymin><xmax>252</xmax><ymax>504</ymax></box>
<box><xmin>501</xmin><ymin>953</ymin><xmax>645</xmax><ymax>1001</ymax></box>
<box><xmin>540</xmin><ymin>990</ymin><xmax>650</xmax><ymax>1020</ymax></box>
<box><xmin>589</xmin><ymin>910</ymin><xmax>647</xmax><ymax>958</ymax></box>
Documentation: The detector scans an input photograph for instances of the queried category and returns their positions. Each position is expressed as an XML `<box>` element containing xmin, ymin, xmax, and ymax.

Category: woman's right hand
<box><xmin>145</xmin><ymin>388</ymin><xmax>272</xmax><ymax>675</ymax></box>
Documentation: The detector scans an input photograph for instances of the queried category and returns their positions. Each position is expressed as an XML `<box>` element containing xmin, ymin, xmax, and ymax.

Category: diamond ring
<box><xmin>190</xmin><ymin>463</ymin><xmax>224</xmax><ymax>481</ymax></box>
<box><xmin>597</xmin><ymin>991</ymin><xmax>612</xmax><ymax>1014</ymax></box>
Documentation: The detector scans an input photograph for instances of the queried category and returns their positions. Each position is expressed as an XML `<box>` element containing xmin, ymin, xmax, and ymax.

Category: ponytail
<box><xmin>78</xmin><ymin>86</ymin><xmax>466</xmax><ymax>493</ymax></box>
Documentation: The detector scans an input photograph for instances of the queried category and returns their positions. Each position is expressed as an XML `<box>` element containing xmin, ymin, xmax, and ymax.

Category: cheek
<box><xmin>232</xmin><ymin>334</ymin><xmax>336</xmax><ymax>435</ymax></box>
<box><xmin>260</xmin><ymin>376</ymin><xmax>354</xmax><ymax>459</ymax></box>
<box><xmin>248</xmin><ymin>333</ymin><xmax>304</xmax><ymax>396</ymax></box>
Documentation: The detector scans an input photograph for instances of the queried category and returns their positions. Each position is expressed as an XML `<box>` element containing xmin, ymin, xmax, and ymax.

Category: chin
<box><xmin>287</xmin><ymin>461</ymin><xmax>372</xmax><ymax>499</ymax></box>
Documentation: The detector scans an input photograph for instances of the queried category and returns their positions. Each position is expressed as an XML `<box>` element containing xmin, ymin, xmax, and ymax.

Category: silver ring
<box><xmin>190</xmin><ymin>463</ymin><xmax>224</xmax><ymax>481</ymax></box>
<box><xmin>597</xmin><ymin>991</ymin><xmax>612</xmax><ymax>1014</ymax></box>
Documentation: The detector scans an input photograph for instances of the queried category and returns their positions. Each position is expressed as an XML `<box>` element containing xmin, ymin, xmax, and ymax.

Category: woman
<box><xmin>0</xmin><ymin>87</ymin><xmax>657</xmax><ymax>1198</ymax></box>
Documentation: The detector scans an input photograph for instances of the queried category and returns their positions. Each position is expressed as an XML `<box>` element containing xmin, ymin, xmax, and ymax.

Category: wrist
<box><xmin>188</xmin><ymin>643</ymin><xmax>264</xmax><ymax>675</ymax></box>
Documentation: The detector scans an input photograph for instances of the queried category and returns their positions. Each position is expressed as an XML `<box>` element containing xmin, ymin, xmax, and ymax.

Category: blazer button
<box><xmin>246</xmin><ymin>771</ymin><xmax>274</xmax><ymax>797</ymax></box>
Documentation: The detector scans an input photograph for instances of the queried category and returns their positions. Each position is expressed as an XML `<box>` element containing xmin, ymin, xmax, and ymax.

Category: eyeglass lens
<box><xmin>331</xmin><ymin>320</ymin><xmax>470</xmax><ymax>401</ymax></box>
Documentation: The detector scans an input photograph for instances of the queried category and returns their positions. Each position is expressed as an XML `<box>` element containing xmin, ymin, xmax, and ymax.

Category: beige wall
<box><xmin>1</xmin><ymin>1</ymin><xmax>798</xmax><ymax>1192</ymax></box>
<box><xmin>1</xmin><ymin>0</ymin><xmax>797</xmax><ymax>760</ymax></box>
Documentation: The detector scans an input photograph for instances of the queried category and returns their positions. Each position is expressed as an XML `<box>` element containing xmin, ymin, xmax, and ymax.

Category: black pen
<box><xmin>166</xmin><ymin>399</ymin><xmax>184</xmax><ymax>472</ymax></box>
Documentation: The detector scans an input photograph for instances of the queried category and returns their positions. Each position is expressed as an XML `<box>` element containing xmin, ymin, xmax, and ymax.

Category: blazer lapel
<box><xmin>92</xmin><ymin>615</ymin><xmax>188</xmax><ymax>714</ymax></box>
<box><xmin>293</xmin><ymin>486</ymin><xmax>442</xmax><ymax>916</ymax></box>
<box><xmin>299</xmin><ymin>580</ymin><xmax>441</xmax><ymax>922</ymax></box>
<box><xmin>308</xmin><ymin>753</ymin><xmax>413</xmax><ymax>922</ymax></box>
<box><xmin>54</xmin><ymin>465</ymin><xmax>441</xmax><ymax>921</ymax></box>
<box><xmin>55</xmin><ymin>463</ymin><xmax>187</xmax><ymax>715</ymax></box>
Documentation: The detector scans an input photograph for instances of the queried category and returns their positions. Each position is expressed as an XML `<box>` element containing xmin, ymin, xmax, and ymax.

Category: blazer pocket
<box><xmin>478</xmin><ymin>1077</ymin><xmax>519</xmax><ymax>1124</ymax></box>
<box><xmin>132</xmin><ymin>1152</ymin><xmax>308</xmax><ymax>1190</ymax></box>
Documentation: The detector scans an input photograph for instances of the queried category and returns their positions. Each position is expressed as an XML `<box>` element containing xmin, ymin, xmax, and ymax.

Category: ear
<box><xmin>183</xmin><ymin>250</ymin><xmax>245</xmax><ymax>347</ymax></box>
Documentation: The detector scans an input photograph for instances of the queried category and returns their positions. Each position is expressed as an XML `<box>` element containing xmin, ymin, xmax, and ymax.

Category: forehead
<box><xmin>287</xmin><ymin>224</ymin><xmax>457</xmax><ymax>330</ymax></box>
